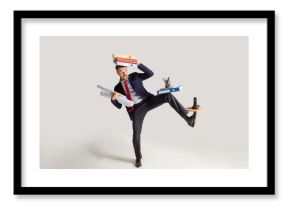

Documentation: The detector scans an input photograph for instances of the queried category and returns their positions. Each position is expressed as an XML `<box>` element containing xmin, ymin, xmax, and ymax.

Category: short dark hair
<box><xmin>115</xmin><ymin>65</ymin><xmax>127</xmax><ymax>70</ymax></box>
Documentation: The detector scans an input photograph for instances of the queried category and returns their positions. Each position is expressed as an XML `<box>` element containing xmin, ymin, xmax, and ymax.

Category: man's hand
<box><xmin>111</xmin><ymin>91</ymin><xmax>122</xmax><ymax>101</ymax></box>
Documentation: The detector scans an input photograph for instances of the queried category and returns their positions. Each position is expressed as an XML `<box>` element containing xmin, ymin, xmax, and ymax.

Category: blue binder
<box><xmin>157</xmin><ymin>86</ymin><xmax>182</xmax><ymax>95</ymax></box>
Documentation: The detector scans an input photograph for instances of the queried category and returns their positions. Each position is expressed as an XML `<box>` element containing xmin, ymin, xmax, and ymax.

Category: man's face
<box><xmin>116</xmin><ymin>66</ymin><xmax>128</xmax><ymax>81</ymax></box>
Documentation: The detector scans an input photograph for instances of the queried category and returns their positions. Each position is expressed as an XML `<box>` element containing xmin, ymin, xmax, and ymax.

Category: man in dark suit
<box><xmin>111</xmin><ymin>63</ymin><xmax>197</xmax><ymax>168</ymax></box>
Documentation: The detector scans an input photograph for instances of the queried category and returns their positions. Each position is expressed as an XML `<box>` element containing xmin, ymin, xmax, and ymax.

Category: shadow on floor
<box><xmin>84</xmin><ymin>143</ymin><xmax>134</xmax><ymax>165</ymax></box>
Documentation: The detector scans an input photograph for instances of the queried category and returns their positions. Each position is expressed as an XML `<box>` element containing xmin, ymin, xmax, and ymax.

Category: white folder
<box><xmin>97</xmin><ymin>84</ymin><xmax>134</xmax><ymax>107</ymax></box>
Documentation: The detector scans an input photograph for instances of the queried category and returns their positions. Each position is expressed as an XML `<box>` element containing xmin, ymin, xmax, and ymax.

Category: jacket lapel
<box><xmin>128</xmin><ymin>74</ymin><xmax>136</xmax><ymax>90</ymax></box>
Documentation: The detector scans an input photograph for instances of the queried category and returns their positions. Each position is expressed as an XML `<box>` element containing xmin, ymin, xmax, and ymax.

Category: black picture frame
<box><xmin>14</xmin><ymin>10</ymin><xmax>275</xmax><ymax>195</ymax></box>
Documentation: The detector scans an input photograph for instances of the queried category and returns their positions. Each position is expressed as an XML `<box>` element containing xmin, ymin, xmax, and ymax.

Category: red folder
<box><xmin>114</xmin><ymin>57</ymin><xmax>138</xmax><ymax>64</ymax></box>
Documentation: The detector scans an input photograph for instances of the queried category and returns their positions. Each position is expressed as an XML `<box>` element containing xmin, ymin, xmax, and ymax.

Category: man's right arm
<box><xmin>111</xmin><ymin>90</ymin><xmax>122</xmax><ymax>109</ymax></box>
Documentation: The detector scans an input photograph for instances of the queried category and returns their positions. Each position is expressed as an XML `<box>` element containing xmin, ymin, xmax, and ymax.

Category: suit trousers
<box><xmin>131</xmin><ymin>93</ymin><xmax>189</xmax><ymax>160</ymax></box>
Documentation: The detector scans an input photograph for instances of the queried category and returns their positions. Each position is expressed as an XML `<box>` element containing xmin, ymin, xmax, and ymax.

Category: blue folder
<box><xmin>157</xmin><ymin>86</ymin><xmax>182</xmax><ymax>95</ymax></box>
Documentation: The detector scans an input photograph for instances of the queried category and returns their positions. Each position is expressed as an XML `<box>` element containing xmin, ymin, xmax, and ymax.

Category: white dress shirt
<box><xmin>121</xmin><ymin>80</ymin><xmax>143</xmax><ymax>104</ymax></box>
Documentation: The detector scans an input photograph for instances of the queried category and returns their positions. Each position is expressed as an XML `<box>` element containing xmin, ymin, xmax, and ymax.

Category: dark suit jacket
<box><xmin>111</xmin><ymin>63</ymin><xmax>154</xmax><ymax>120</ymax></box>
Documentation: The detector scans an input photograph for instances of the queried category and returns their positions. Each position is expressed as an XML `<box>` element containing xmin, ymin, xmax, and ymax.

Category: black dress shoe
<box><xmin>135</xmin><ymin>159</ymin><xmax>142</xmax><ymax>168</ymax></box>
<box><xmin>187</xmin><ymin>112</ymin><xmax>197</xmax><ymax>127</ymax></box>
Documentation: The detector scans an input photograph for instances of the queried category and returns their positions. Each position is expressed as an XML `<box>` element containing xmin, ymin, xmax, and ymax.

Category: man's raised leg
<box><xmin>146</xmin><ymin>93</ymin><xmax>196</xmax><ymax>127</ymax></box>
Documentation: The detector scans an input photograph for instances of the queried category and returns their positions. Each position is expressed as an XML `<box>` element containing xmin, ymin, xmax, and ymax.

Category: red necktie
<box><xmin>123</xmin><ymin>80</ymin><xmax>134</xmax><ymax>110</ymax></box>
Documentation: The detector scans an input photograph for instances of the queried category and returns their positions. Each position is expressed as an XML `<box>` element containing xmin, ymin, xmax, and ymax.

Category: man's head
<box><xmin>115</xmin><ymin>65</ymin><xmax>128</xmax><ymax>81</ymax></box>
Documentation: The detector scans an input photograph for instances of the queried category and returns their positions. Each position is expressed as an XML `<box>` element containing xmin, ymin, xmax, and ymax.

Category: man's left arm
<box><xmin>136</xmin><ymin>63</ymin><xmax>154</xmax><ymax>81</ymax></box>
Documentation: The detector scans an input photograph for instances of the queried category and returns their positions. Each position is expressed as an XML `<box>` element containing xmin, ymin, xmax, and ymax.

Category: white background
<box><xmin>0</xmin><ymin>0</ymin><xmax>286</xmax><ymax>204</ymax></box>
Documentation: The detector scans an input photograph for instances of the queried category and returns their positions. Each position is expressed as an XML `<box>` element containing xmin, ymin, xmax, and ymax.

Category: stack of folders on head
<box><xmin>157</xmin><ymin>86</ymin><xmax>183</xmax><ymax>95</ymax></box>
<box><xmin>112</xmin><ymin>54</ymin><xmax>138</xmax><ymax>67</ymax></box>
